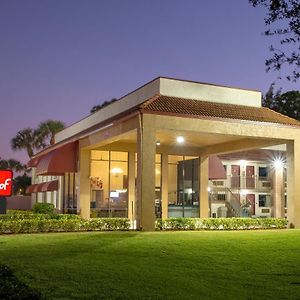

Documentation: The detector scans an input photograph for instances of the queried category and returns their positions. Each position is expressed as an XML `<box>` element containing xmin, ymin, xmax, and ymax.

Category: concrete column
<box><xmin>128</xmin><ymin>152</ymin><xmax>136</xmax><ymax>222</ymax></box>
<box><xmin>161</xmin><ymin>153</ymin><xmax>168</xmax><ymax>219</ymax></box>
<box><xmin>287</xmin><ymin>140</ymin><xmax>300</xmax><ymax>228</ymax></box>
<box><xmin>271</xmin><ymin>166</ymin><xmax>284</xmax><ymax>218</ymax></box>
<box><xmin>199</xmin><ymin>156</ymin><xmax>209</xmax><ymax>218</ymax></box>
<box><xmin>79</xmin><ymin>149</ymin><xmax>90</xmax><ymax>219</ymax></box>
<box><xmin>136</xmin><ymin>115</ymin><xmax>156</xmax><ymax>231</ymax></box>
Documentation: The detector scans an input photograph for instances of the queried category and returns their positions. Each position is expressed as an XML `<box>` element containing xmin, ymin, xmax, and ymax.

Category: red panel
<box><xmin>246</xmin><ymin>166</ymin><xmax>255</xmax><ymax>188</ymax></box>
<box><xmin>208</xmin><ymin>156</ymin><xmax>226</xmax><ymax>180</ymax></box>
<box><xmin>231</xmin><ymin>165</ymin><xmax>240</xmax><ymax>188</ymax></box>
<box><xmin>246</xmin><ymin>194</ymin><xmax>255</xmax><ymax>215</ymax></box>
<box><xmin>0</xmin><ymin>170</ymin><xmax>13</xmax><ymax>197</ymax></box>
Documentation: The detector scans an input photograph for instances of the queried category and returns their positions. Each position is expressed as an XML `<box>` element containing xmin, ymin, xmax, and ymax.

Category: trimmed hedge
<box><xmin>32</xmin><ymin>203</ymin><xmax>55</xmax><ymax>214</ymax></box>
<box><xmin>0</xmin><ymin>217</ymin><xmax>130</xmax><ymax>234</ymax></box>
<box><xmin>156</xmin><ymin>218</ymin><xmax>288</xmax><ymax>230</ymax></box>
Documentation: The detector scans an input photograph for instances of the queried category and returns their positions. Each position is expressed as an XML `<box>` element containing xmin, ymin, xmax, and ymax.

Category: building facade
<box><xmin>27</xmin><ymin>77</ymin><xmax>300</xmax><ymax>230</ymax></box>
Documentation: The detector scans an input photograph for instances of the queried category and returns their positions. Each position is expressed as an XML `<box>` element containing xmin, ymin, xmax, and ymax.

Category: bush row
<box><xmin>0</xmin><ymin>218</ymin><xmax>130</xmax><ymax>234</ymax></box>
<box><xmin>0</xmin><ymin>212</ymin><xmax>80</xmax><ymax>221</ymax></box>
<box><xmin>155</xmin><ymin>217</ymin><xmax>288</xmax><ymax>230</ymax></box>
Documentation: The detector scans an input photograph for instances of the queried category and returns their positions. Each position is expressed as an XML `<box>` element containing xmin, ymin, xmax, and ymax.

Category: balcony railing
<box><xmin>211</xmin><ymin>175</ymin><xmax>272</xmax><ymax>191</ymax></box>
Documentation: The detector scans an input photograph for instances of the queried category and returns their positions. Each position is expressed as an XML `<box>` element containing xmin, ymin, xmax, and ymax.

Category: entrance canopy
<box><xmin>26</xmin><ymin>180</ymin><xmax>59</xmax><ymax>193</ymax></box>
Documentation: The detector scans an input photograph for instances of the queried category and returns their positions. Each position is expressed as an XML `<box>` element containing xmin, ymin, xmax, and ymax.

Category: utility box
<box><xmin>217</xmin><ymin>206</ymin><xmax>228</xmax><ymax>218</ymax></box>
<box><xmin>0</xmin><ymin>197</ymin><xmax>7</xmax><ymax>214</ymax></box>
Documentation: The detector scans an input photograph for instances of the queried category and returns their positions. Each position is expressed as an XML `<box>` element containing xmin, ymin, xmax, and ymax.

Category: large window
<box><xmin>90</xmin><ymin>151</ymin><xmax>128</xmax><ymax>217</ymax></box>
<box><xmin>258</xmin><ymin>194</ymin><xmax>271</xmax><ymax>207</ymax></box>
<box><xmin>258</xmin><ymin>167</ymin><xmax>268</xmax><ymax>180</ymax></box>
<box><xmin>168</xmin><ymin>156</ymin><xmax>199</xmax><ymax>218</ymax></box>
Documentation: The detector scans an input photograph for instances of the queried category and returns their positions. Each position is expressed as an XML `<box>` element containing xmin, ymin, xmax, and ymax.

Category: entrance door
<box><xmin>231</xmin><ymin>165</ymin><xmax>240</xmax><ymax>188</ymax></box>
<box><xmin>246</xmin><ymin>194</ymin><xmax>255</xmax><ymax>216</ymax></box>
<box><xmin>246</xmin><ymin>166</ymin><xmax>255</xmax><ymax>188</ymax></box>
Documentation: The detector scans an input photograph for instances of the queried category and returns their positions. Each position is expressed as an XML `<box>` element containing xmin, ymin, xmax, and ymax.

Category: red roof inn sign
<box><xmin>0</xmin><ymin>170</ymin><xmax>13</xmax><ymax>197</ymax></box>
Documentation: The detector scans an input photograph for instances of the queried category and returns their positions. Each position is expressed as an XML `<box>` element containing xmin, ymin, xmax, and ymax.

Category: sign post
<box><xmin>0</xmin><ymin>170</ymin><xmax>13</xmax><ymax>214</ymax></box>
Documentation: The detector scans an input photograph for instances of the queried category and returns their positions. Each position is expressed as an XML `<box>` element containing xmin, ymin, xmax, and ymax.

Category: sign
<box><xmin>0</xmin><ymin>170</ymin><xmax>13</xmax><ymax>197</ymax></box>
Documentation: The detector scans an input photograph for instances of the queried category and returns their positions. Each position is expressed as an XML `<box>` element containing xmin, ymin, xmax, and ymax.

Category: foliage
<box><xmin>11</xmin><ymin>128</ymin><xmax>37</xmax><ymax>158</ymax></box>
<box><xmin>263</xmin><ymin>83</ymin><xmax>300</xmax><ymax>120</ymax></box>
<box><xmin>90</xmin><ymin>98</ymin><xmax>118</xmax><ymax>113</ymax></box>
<box><xmin>0</xmin><ymin>158</ymin><xmax>27</xmax><ymax>173</ymax></box>
<box><xmin>249</xmin><ymin>0</ymin><xmax>300</xmax><ymax>81</ymax></box>
<box><xmin>0</xmin><ymin>215</ymin><xmax>130</xmax><ymax>234</ymax></box>
<box><xmin>0</xmin><ymin>264</ymin><xmax>42</xmax><ymax>299</ymax></box>
<box><xmin>12</xmin><ymin>174</ymin><xmax>31</xmax><ymax>195</ymax></box>
<box><xmin>11</xmin><ymin>120</ymin><xmax>65</xmax><ymax>158</ymax></box>
<box><xmin>34</xmin><ymin>120</ymin><xmax>65</xmax><ymax>146</ymax></box>
<box><xmin>156</xmin><ymin>217</ymin><xmax>288</xmax><ymax>230</ymax></box>
<box><xmin>32</xmin><ymin>203</ymin><xmax>55</xmax><ymax>214</ymax></box>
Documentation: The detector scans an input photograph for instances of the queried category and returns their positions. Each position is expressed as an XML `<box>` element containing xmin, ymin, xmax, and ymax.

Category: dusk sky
<box><xmin>1</xmin><ymin>0</ymin><xmax>299</xmax><ymax>164</ymax></box>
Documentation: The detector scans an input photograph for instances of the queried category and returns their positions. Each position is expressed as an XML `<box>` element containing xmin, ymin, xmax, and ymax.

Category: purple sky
<box><xmin>0</xmin><ymin>0</ymin><xmax>299</xmax><ymax>164</ymax></box>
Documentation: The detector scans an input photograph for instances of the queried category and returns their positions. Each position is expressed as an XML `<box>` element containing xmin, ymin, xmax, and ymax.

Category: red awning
<box><xmin>36</xmin><ymin>142</ymin><xmax>77</xmax><ymax>176</ymax></box>
<box><xmin>209</xmin><ymin>155</ymin><xmax>226</xmax><ymax>180</ymax></box>
<box><xmin>26</xmin><ymin>180</ymin><xmax>59</xmax><ymax>194</ymax></box>
<box><xmin>27</xmin><ymin>156</ymin><xmax>40</xmax><ymax>168</ymax></box>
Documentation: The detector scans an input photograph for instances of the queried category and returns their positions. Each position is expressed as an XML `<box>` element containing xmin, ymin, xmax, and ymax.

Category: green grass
<box><xmin>0</xmin><ymin>230</ymin><xmax>300</xmax><ymax>299</ymax></box>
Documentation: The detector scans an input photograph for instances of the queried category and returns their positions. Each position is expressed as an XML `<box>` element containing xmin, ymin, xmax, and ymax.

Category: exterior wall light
<box><xmin>176</xmin><ymin>136</ymin><xmax>185</xmax><ymax>144</ymax></box>
<box><xmin>239</xmin><ymin>160</ymin><xmax>247</xmax><ymax>166</ymax></box>
<box><xmin>273</xmin><ymin>158</ymin><xmax>284</xmax><ymax>169</ymax></box>
<box><xmin>156</xmin><ymin>140</ymin><xmax>161</xmax><ymax>146</ymax></box>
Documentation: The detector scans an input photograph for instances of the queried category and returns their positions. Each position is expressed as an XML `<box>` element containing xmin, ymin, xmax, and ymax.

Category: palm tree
<box><xmin>11</xmin><ymin>128</ymin><xmax>37</xmax><ymax>158</ymax></box>
<box><xmin>0</xmin><ymin>158</ymin><xmax>27</xmax><ymax>174</ymax></box>
<box><xmin>35</xmin><ymin>120</ymin><xmax>65</xmax><ymax>145</ymax></box>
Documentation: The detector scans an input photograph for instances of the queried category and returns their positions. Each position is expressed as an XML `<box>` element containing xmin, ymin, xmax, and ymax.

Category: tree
<box><xmin>11</xmin><ymin>128</ymin><xmax>37</xmax><ymax>158</ymax></box>
<box><xmin>34</xmin><ymin>120</ymin><xmax>65</xmax><ymax>146</ymax></box>
<box><xmin>0</xmin><ymin>158</ymin><xmax>27</xmax><ymax>174</ymax></box>
<box><xmin>13</xmin><ymin>174</ymin><xmax>31</xmax><ymax>195</ymax></box>
<box><xmin>11</xmin><ymin>120</ymin><xmax>65</xmax><ymax>158</ymax></box>
<box><xmin>249</xmin><ymin>0</ymin><xmax>300</xmax><ymax>81</ymax></box>
<box><xmin>263</xmin><ymin>84</ymin><xmax>300</xmax><ymax>120</ymax></box>
<box><xmin>90</xmin><ymin>98</ymin><xmax>118</xmax><ymax>114</ymax></box>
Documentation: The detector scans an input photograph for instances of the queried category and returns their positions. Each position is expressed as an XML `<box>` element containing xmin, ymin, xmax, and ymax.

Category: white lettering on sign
<box><xmin>0</xmin><ymin>179</ymin><xmax>11</xmax><ymax>190</ymax></box>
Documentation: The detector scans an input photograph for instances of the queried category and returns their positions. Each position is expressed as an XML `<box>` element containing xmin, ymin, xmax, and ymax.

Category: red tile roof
<box><xmin>141</xmin><ymin>95</ymin><xmax>300</xmax><ymax>127</ymax></box>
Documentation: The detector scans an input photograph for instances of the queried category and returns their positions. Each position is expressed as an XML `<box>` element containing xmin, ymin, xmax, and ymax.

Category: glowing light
<box><xmin>155</xmin><ymin>169</ymin><xmax>160</xmax><ymax>175</ymax></box>
<box><xmin>156</xmin><ymin>140</ymin><xmax>161</xmax><ymax>146</ymax></box>
<box><xmin>273</xmin><ymin>158</ymin><xmax>284</xmax><ymax>169</ymax></box>
<box><xmin>110</xmin><ymin>167</ymin><xmax>123</xmax><ymax>174</ymax></box>
<box><xmin>207</xmin><ymin>187</ymin><xmax>211</xmax><ymax>192</ymax></box>
<box><xmin>176</xmin><ymin>136</ymin><xmax>185</xmax><ymax>144</ymax></box>
<box><xmin>240</xmin><ymin>160</ymin><xmax>247</xmax><ymax>166</ymax></box>
<box><xmin>240</xmin><ymin>190</ymin><xmax>247</xmax><ymax>196</ymax></box>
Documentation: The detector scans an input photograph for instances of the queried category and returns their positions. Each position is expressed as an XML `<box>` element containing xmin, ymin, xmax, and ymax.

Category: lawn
<box><xmin>0</xmin><ymin>230</ymin><xmax>300</xmax><ymax>299</ymax></box>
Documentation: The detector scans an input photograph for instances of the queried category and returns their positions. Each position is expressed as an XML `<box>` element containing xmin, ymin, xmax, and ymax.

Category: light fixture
<box><xmin>207</xmin><ymin>187</ymin><xmax>211</xmax><ymax>192</ymax></box>
<box><xmin>156</xmin><ymin>140</ymin><xmax>161</xmax><ymax>146</ymax></box>
<box><xmin>110</xmin><ymin>167</ymin><xmax>123</xmax><ymax>175</ymax></box>
<box><xmin>239</xmin><ymin>160</ymin><xmax>247</xmax><ymax>166</ymax></box>
<box><xmin>240</xmin><ymin>190</ymin><xmax>247</xmax><ymax>196</ymax></box>
<box><xmin>176</xmin><ymin>136</ymin><xmax>185</xmax><ymax>144</ymax></box>
<box><xmin>273</xmin><ymin>158</ymin><xmax>284</xmax><ymax>169</ymax></box>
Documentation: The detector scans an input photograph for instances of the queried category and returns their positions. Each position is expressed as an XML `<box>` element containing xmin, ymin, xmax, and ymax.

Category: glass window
<box><xmin>90</xmin><ymin>151</ymin><xmax>128</xmax><ymax>218</ymax></box>
<box><xmin>259</xmin><ymin>167</ymin><xmax>268</xmax><ymax>179</ymax></box>
<box><xmin>168</xmin><ymin>155</ymin><xmax>199</xmax><ymax>218</ymax></box>
<box><xmin>259</xmin><ymin>194</ymin><xmax>271</xmax><ymax>207</ymax></box>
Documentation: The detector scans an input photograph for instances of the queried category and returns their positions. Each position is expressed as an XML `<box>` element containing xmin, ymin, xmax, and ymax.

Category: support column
<box><xmin>128</xmin><ymin>152</ymin><xmax>136</xmax><ymax>223</ymax></box>
<box><xmin>199</xmin><ymin>156</ymin><xmax>209</xmax><ymax>218</ymax></box>
<box><xmin>271</xmin><ymin>166</ymin><xmax>284</xmax><ymax>218</ymax></box>
<box><xmin>287</xmin><ymin>140</ymin><xmax>300</xmax><ymax>228</ymax></box>
<box><xmin>79</xmin><ymin>149</ymin><xmax>90</xmax><ymax>219</ymax></box>
<box><xmin>161</xmin><ymin>153</ymin><xmax>168</xmax><ymax>219</ymax></box>
<box><xmin>136</xmin><ymin>114</ymin><xmax>156</xmax><ymax>231</ymax></box>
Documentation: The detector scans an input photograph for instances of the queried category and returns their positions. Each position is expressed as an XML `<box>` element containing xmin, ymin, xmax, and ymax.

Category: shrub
<box><xmin>155</xmin><ymin>218</ymin><xmax>288</xmax><ymax>231</ymax></box>
<box><xmin>0</xmin><ymin>264</ymin><xmax>42</xmax><ymax>299</ymax></box>
<box><xmin>0</xmin><ymin>217</ymin><xmax>130</xmax><ymax>234</ymax></box>
<box><xmin>32</xmin><ymin>203</ymin><xmax>55</xmax><ymax>214</ymax></box>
